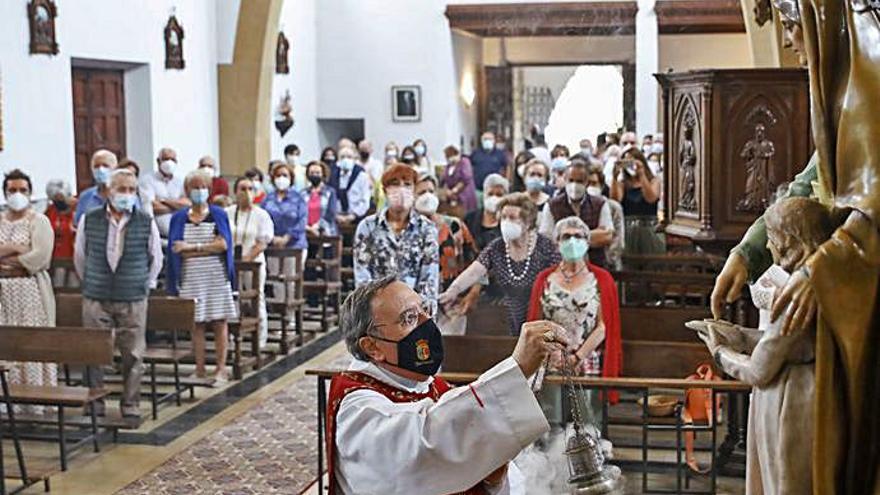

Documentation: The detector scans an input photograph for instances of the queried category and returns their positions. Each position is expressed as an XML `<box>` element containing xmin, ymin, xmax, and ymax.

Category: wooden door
<box><xmin>72</xmin><ymin>68</ymin><xmax>126</xmax><ymax>193</ymax></box>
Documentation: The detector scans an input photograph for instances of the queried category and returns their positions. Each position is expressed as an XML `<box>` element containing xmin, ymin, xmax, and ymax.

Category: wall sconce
<box><xmin>460</xmin><ymin>72</ymin><xmax>476</xmax><ymax>107</ymax></box>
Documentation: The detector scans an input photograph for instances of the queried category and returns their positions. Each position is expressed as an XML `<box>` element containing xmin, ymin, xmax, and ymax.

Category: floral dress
<box><xmin>0</xmin><ymin>211</ymin><xmax>57</xmax><ymax>414</ymax></box>
<box><xmin>541</xmin><ymin>274</ymin><xmax>602</xmax><ymax>376</ymax></box>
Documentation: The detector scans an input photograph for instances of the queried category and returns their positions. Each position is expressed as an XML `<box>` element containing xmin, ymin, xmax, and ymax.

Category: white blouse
<box><xmin>225</xmin><ymin>205</ymin><xmax>274</xmax><ymax>263</ymax></box>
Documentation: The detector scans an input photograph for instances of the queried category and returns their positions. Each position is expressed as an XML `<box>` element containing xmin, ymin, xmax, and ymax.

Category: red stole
<box><xmin>325</xmin><ymin>371</ymin><xmax>488</xmax><ymax>495</ymax></box>
<box><xmin>526</xmin><ymin>263</ymin><xmax>623</xmax><ymax>403</ymax></box>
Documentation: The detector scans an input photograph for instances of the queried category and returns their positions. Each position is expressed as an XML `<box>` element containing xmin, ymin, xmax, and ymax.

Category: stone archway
<box><xmin>218</xmin><ymin>0</ymin><xmax>284</xmax><ymax>175</ymax></box>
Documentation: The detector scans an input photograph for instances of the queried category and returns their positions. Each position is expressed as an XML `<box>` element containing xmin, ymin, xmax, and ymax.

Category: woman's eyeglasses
<box><xmin>559</xmin><ymin>233</ymin><xmax>587</xmax><ymax>241</ymax></box>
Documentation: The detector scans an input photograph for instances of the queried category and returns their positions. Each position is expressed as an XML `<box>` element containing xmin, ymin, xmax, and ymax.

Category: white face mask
<box><xmin>500</xmin><ymin>220</ymin><xmax>523</xmax><ymax>243</ymax></box>
<box><xmin>566</xmin><ymin>182</ymin><xmax>586</xmax><ymax>201</ymax></box>
<box><xmin>415</xmin><ymin>192</ymin><xmax>440</xmax><ymax>215</ymax></box>
<box><xmin>274</xmin><ymin>175</ymin><xmax>291</xmax><ymax>191</ymax></box>
<box><xmin>199</xmin><ymin>166</ymin><xmax>217</xmax><ymax>178</ymax></box>
<box><xmin>483</xmin><ymin>195</ymin><xmax>502</xmax><ymax>213</ymax></box>
<box><xmin>286</xmin><ymin>154</ymin><xmax>299</xmax><ymax>166</ymax></box>
<box><xmin>6</xmin><ymin>192</ymin><xmax>30</xmax><ymax>212</ymax></box>
<box><xmin>586</xmin><ymin>185</ymin><xmax>603</xmax><ymax>197</ymax></box>
<box><xmin>159</xmin><ymin>159</ymin><xmax>176</xmax><ymax>176</ymax></box>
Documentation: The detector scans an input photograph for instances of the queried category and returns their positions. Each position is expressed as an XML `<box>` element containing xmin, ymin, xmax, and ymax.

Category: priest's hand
<box><xmin>771</xmin><ymin>268</ymin><xmax>816</xmax><ymax>336</ymax></box>
<box><xmin>514</xmin><ymin>320</ymin><xmax>569</xmax><ymax>377</ymax></box>
<box><xmin>711</xmin><ymin>252</ymin><xmax>749</xmax><ymax>319</ymax></box>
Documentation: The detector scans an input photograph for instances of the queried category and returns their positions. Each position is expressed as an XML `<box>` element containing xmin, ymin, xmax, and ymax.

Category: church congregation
<box><xmin>2</xmin><ymin>0</ymin><xmax>879</xmax><ymax>494</ymax></box>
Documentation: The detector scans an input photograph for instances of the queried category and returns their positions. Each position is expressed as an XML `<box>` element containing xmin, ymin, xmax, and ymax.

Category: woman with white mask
<box><xmin>440</xmin><ymin>192</ymin><xmax>560</xmax><ymax>335</ymax></box>
<box><xmin>0</xmin><ymin>169</ymin><xmax>57</xmax><ymax>413</ymax></box>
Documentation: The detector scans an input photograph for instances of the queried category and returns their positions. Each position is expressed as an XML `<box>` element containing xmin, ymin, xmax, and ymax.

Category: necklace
<box><xmin>559</xmin><ymin>262</ymin><xmax>586</xmax><ymax>283</ymax></box>
<box><xmin>504</xmin><ymin>232</ymin><xmax>535</xmax><ymax>283</ymax></box>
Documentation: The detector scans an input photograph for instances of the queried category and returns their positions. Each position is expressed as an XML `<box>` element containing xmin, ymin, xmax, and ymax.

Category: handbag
<box><xmin>680</xmin><ymin>363</ymin><xmax>722</xmax><ymax>473</ymax></box>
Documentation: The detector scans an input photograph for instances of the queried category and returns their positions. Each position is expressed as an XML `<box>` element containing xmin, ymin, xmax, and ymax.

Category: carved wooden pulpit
<box><xmin>656</xmin><ymin>69</ymin><xmax>812</xmax><ymax>252</ymax></box>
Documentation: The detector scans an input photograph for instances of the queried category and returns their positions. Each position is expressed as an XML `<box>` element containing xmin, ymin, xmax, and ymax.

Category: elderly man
<box><xmin>74</xmin><ymin>169</ymin><xmax>163</xmax><ymax>418</ymax></box>
<box><xmin>75</xmin><ymin>150</ymin><xmax>143</xmax><ymax>223</ymax></box>
<box><xmin>538</xmin><ymin>159</ymin><xmax>614</xmax><ymax>268</ymax></box>
<box><xmin>197</xmin><ymin>155</ymin><xmax>229</xmax><ymax>202</ymax></box>
<box><xmin>358</xmin><ymin>139</ymin><xmax>384</xmax><ymax>186</ymax></box>
<box><xmin>141</xmin><ymin>147</ymin><xmax>189</xmax><ymax>236</ymax></box>
<box><xmin>354</xmin><ymin>164</ymin><xmax>438</xmax><ymax>311</ymax></box>
<box><xmin>470</xmin><ymin>131</ymin><xmax>509</xmax><ymax>194</ymax></box>
<box><xmin>331</xmin><ymin>145</ymin><xmax>372</xmax><ymax>224</ymax></box>
<box><xmin>328</xmin><ymin>276</ymin><xmax>568</xmax><ymax>494</ymax></box>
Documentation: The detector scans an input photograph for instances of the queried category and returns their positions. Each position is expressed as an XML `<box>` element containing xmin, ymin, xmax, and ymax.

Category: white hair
<box><xmin>483</xmin><ymin>173</ymin><xmax>509</xmax><ymax>193</ymax></box>
<box><xmin>45</xmin><ymin>179</ymin><xmax>72</xmax><ymax>199</ymax></box>
<box><xmin>91</xmin><ymin>149</ymin><xmax>118</xmax><ymax>168</ymax></box>
<box><xmin>184</xmin><ymin>169</ymin><xmax>213</xmax><ymax>189</ymax></box>
<box><xmin>553</xmin><ymin>216</ymin><xmax>592</xmax><ymax>247</ymax></box>
<box><xmin>109</xmin><ymin>169</ymin><xmax>137</xmax><ymax>189</ymax></box>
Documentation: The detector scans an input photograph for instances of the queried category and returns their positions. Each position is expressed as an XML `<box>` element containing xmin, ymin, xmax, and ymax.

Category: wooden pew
<box><xmin>620</xmin><ymin>254</ymin><xmax>724</xmax><ymax>274</ymax></box>
<box><xmin>0</xmin><ymin>326</ymin><xmax>113</xmax><ymax>471</ymax></box>
<box><xmin>441</xmin><ymin>335</ymin><xmax>516</xmax><ymax>373</ymax></box>
<box><xmin>303</xmin><ymin>235</ymin><xmax>343</xmax><ymax>333</ymax></box>
<box><xmin>56</xmin><ymin>294</ymin><xmax>198</xmax><ymax>420</ymax></box>
<box><xmin>231</xmin><ymin>260</ymin><xmax>263</xmax><ymax>379</ymax></box>
<box><xmin>264</xmin><ymin>248</ymin><xmax>305</xmax><ymax>354</ymax></box>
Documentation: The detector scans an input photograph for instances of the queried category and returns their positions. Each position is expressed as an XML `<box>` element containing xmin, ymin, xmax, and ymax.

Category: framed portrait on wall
<box><xmin>392</xmin><ymin>85</ymin><xmax>421</xmax><ymax>122</ymax></box>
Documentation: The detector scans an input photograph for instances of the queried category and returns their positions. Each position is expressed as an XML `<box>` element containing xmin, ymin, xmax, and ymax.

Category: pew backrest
<box><xmin>55</xmin><ymin>293</ymin><xmax>196</xmax><ymax>334</ymax></box>
<box><xmin>0</xmin><ymin>326</ymin><xmax>113</xmax><ymax>366</ymax></box>
<box><xmin>442</xmin><ymin>335</ymin><xmax>517</xmax><ymax>374</ymax></box>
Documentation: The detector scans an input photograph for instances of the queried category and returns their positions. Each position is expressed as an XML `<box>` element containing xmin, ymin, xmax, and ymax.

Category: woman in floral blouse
<box><xmin>526</xmin><ymin>216</ymin><xmax>622</xmax><ymax>430</ymax></box>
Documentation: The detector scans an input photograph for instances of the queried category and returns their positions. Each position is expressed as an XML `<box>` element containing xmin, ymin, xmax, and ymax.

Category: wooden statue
<box><xmin>712</xmin><ymin>1</ymin><xmax>880</xmax><ymax>493</ymax></box>
<box><xmin>693</xmin><ymin>197</ymin><xmax>834</xmax><ymax>495</ymax></box>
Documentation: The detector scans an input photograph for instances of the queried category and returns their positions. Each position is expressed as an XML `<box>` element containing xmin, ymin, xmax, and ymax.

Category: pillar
<box><xmin>218</xmin><ymin>0</ymin><xmax>284</xmax><ymax>175</ymax></box>
<box><xmin>635</xmin><ymin>0</ymin><xmax>659</xmax><ymax>135</ymax></box>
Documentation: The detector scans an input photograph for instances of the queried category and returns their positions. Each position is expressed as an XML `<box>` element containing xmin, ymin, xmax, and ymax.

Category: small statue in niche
<box><xmin>737</xmin><ymin>123</ymin><xmax>776</xmax><ymax>213</ymax></box>
<box><xmin>28</xmin><ymin>0</ymin><xmax>59</xmax><ymax>55</ymax></box>
<box><xmin>275</xmin><ymin>90</ymin><xmax>294</xmax><ymax>137</ymax></box>
<box><xmin>164</xmin><ymin>14</ymin><xmax>185</xmax><ymax>70</ymax></box>
<box><xmin>276</xmin><ymin>31</ymin><xmax>290</xmax><ymax>74</ymax></box>
<box><xmin>689</xmin><ymin>196</ymin><xmax>834</xmax><ymax>495</ymax></box>
<box><xmin>678</xmin><ymin>113</ymin><xmax>698</xmax><ymax>211</ymax></box>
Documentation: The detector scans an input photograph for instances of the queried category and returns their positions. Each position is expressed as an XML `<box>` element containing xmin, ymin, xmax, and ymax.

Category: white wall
<box><xmin>0</xmin><ymin>0</ymin><xmax>219</xmax><ymax>198</ymax></box>
<box><xmin>271</xmin><ymin>0</ymin><xmax>321</xmax><ymax>161</ymax></box>
<box><xmin>315</xmin><ymin>0</ymin><xmax>477</xmax><ymax>164</ymax></box>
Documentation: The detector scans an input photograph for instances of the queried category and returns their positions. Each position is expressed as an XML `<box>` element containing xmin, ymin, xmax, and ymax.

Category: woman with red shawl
<box><xmin>527</xmin><ymin>216</ymin><xmax>622</xmax><ymax>433</ymax></box>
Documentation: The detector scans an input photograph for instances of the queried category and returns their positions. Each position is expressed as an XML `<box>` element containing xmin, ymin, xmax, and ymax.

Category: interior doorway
<box><xmin>72</xmin><ymin>67</ymin><xmax>126</xmax><ymax>193</ymax></box>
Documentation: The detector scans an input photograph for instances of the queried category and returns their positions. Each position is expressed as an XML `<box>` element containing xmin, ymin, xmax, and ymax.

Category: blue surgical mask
<box><xmin>525</xmin><ymin>177</ymin><xmax>546</xmax><ymax>192</ymax></box>
<box><xmin>93</xmin><ymin>166</ymin><xmax>111</xmax><ymax>185</ymax></box>
<box><xmin>481</xmin><ymin>139</ymin><xmax>494</xmax><ymax>151</ymax></box>
<box><xmin>560</xmin><ymin>237</ymin><xmax>589</xmax><ymax>261</ymax></box>
<box><xmin>551</xmin><ymin>157</ymin><xmax>569</xmax><ymax>171</ymax></box>
<box><xmin>339</xmin><ymin>158</ymin><xmax>354</xmax><ymax>171</ymax></box>
<box><xmin>190</xmin><ymin>188</ymin><xmax>209</xmax><ymax>205</ymax></box>
<box><xmin>111</xmin><ymin>193</ymin><xmax>136</xmax><ymax>212</ymax></box>
<box><xmin>414</xmin><ymin>144</ymin><xmax>427</xmax><ymax>156</ymax></box>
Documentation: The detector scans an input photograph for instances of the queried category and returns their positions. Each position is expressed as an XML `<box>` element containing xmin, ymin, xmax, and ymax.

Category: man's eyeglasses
<box><xmin>559</xmin><ymin>233</ymin><xmax>588</xmax><ymax>241</ymax></box>
<box><xmin>371</xmin><ymin>299</ymin><xmax>432</xmax><ymax>332</ymax></box>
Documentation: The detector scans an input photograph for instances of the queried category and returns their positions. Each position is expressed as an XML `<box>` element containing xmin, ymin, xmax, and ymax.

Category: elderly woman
<box><xmin>0</xmin><ymin>169</ymin><xmax>57</xmax><ymax>412</ymax></box>
<box><xmin>440</xmin><ymin>193</ymin><xmax>560</xmax><ymax>335</ymax></box>
<box><xmin>439</xmin><ymin>145</ymin><xmax>477</xmax><ymax>216</ymax></box>
<box><xmin>301</xmin><ymin>160</ymin><xmax>339</xmax><ymax>237</ymax></box>
<box><xmin>527</xmin><ymin>216</ymin><xmax>622</xmax><ymax>428</ymax></box>
<box><xmin>523</xmin><ymin>159</ymin><xmax>551</xmax><ymax>209</ymax></box>
<box><xmin>227</xmin><ymin>176</ymin><xmax>274</xmax><ymax>347</ymax></box>
<box><xmin>610</xmin><ymin>147</ymin><xmax>665</xmax><ymax>254</ymax></box>
<box><xmin>167</xmin><ymin>170</ymin><xmax>237</xmax><ymax>383</ymax></box>
<box><xmin>44</xmin><ymin>179</ymin><xmax>76</xmax><ymax>259</ymax></box>
<box><xmin>464</xmin><ymin>174</ymin><xmax>507</xmax><ymax>251</ymax></box>
<box><xmin>262</xmin><ymin>162</ymin><xmax>307</xmax><ymax>249</ymax></box>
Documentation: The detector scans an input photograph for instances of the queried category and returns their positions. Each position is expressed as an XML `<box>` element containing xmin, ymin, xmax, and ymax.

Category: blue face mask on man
<box><xmin>482</xmin><ymin>139</ymin><xmax>494</xmax><ymax>151</ymax></box>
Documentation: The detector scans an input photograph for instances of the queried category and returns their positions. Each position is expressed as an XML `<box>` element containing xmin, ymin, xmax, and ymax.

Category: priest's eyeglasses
<box><xmin>371</xmin><ymin>299</ymin><xmax>432</xmax><ymax>332</ymax></box>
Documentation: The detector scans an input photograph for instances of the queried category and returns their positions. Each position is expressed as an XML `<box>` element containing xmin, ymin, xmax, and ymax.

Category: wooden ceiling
<box><xmin>445</xmin><ymin>1</ymin><xmax>745</xmax><ymax>37</ymax></box>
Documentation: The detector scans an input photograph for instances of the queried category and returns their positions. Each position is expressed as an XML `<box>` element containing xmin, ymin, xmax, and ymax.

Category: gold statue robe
<box><xmin>799</xmin><ymin>1</ymin><xmax>880</xmax><ymax>493</ymax></box>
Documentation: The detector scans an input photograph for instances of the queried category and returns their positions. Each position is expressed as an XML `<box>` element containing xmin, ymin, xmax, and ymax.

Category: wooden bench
<box><xmin>620</xmin><ymin>254</ymin><xmax>724</xmax><ymax>274</ymax></box>
<box><xmin>49</xmin><ymin>257</ymin><xmax>79</xmax><ymax>294</ymax></box>
<box><xmin>230</xmin><ymin>261</ymin><xmax>263</xmax><ymax>379</ymax></box>
<box><xmin>303</xmin><ymin>235</ymin><xmax>343</xmax><ymax>333</ymax></box>
<box><xmin>0</xmin><ymin>326</ymin><xmax>113</xmax><ymax>471</ymax></box>
<box><xmin>264</xmin><ymin>248</ymin><xmax>305</xmax><ymax>354</ymax></box>
<box><xmin>56</xmin><ymin>294</ymin><xmax>198</xmax><ymax>420</ymax></box>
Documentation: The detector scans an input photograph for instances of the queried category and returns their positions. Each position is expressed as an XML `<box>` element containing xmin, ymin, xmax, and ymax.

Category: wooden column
<box><xmin>218</xmin><ymin>0</ymin><xmax>283</xmax><ymax>175</ymax></box>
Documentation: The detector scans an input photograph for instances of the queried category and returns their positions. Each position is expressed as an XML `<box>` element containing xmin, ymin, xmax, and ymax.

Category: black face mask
<box><xmin>52</xmin><ymin>199</ymin><xmax>69</xmax><ymax>211</ymax></box>
<box><xmin>308</xmin><ymin>175</ymin><xmax>322</xmax><ymax>187</ymax></box>
<box><xmin>359</xmin><ymin>151</ymin><xmax>370</xmax><ymax>161</ymax></box>
<box><xmin>373</xmin><ymin>318</ymin><xmax>444</xmax><ymax>376</ymax></box>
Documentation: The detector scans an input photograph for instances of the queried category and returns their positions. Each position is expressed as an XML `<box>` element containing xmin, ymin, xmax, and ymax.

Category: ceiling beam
<box><xmin>445</xmin><ymin>1</ymin><xmax>744</xmax><ymax>37</ymax></box>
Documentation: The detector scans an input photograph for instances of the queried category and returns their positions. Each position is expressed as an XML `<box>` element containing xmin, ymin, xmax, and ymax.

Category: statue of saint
<box><xmin>678</xmin><ymin>117</ymin><xmax>697</xmax><ymax>211</ymax></box>
<box><xmin>737</xmin><ymin>124</ymin><xmax>776</xmax><ymax>212</ymax></box>
<box><xmin>712</xmin><ymin>2</ymin><xmax>880</xmax><ymax>492</ymax></box>
<box><xmin>694</xmin><ymin>197</ymin><xmax>833</xmax><ymax>495</ymax></box>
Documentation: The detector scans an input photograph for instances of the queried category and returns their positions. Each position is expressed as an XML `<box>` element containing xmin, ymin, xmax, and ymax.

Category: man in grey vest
<box><xmin>74</xmin><ymin>169</ymin><xmax>164</xmax><ymax>418</ymax></box>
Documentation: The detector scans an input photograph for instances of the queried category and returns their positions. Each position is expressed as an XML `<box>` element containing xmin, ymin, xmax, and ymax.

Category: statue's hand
<box><xmin>771</xmin><ymin>268</ymin><xmax>816</xmax><ymax>336</ymax></box>
<box><xmin>705</xmin><ymin>321</ymin><xmax>748</xmax><ymax>352</ymax></box>
<box><xmin>711</xmin><ymin>253</ymin><xmax>749</xmax><ymax>319</ymax></box>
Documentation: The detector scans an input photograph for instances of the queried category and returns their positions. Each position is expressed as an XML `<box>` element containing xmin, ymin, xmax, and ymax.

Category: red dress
<box><xmin>326</xmin><ymin>371</ymin><xmax>488</xmax><ymax>495</ymax></box>
<box><xmin>45</xmin><ymin>204</ymin><xmax>75</xmax><ymax>258</ymax></box>
<box><xmin>527</xmin><ymin>263</ymin><xmax>623</xmax><ymax>403</ymax></box>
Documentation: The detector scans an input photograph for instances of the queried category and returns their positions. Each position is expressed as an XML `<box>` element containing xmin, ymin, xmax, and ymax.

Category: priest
<box><xmin>327</xmin><ymin>276</ymin><xmax>568</xmax><ymax>495</ymax></box>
